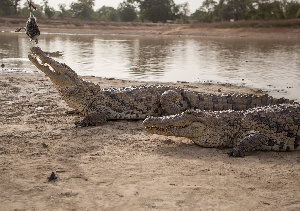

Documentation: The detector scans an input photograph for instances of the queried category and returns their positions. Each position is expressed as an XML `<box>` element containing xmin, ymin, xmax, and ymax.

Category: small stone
<box><xmin>48</xmin><ymin>172</ymin><xmax>57</xmax><ymax>182</ymax></box>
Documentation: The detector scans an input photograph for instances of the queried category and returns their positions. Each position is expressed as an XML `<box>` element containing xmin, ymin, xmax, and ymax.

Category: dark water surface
<box><xmin>1</xmin><ymin>32</ymin><xmax>299</xmax><ymax>101</ymax></box>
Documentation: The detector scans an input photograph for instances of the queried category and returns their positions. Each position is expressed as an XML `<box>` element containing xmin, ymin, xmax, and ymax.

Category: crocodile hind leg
<box><xmin>160</xmin><ymin>90</ymin><xmax>188</xmax><ymax>115</ymax></box>
<box><xmin>229</xmin><ymin>131</ymin><xmax>273</xmax><ymax>157</ymax></box>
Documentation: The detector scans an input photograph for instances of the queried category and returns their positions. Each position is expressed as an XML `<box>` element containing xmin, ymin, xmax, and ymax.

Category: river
<box><xmin>0</xmin><ymin>32</ymin><xmax>299</xmax><ymax>101</ymax></box>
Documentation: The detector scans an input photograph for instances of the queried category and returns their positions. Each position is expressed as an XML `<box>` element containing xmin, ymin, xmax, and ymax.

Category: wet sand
<box><xmin>1</xmin><ymin>71</ymin><xmax>299</xmax><ymax>210</ymax></box>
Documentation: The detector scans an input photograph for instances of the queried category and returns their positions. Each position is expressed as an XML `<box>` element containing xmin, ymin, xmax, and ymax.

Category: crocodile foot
<box><xmin>75</xmin><ymin>113</ymin><xmax>107</xmax><ymax>127</ymax></box>
<box><xmin>229</xmin><ymin>148</ymin><xmax>246</xmax><ymax>157</ymax></box>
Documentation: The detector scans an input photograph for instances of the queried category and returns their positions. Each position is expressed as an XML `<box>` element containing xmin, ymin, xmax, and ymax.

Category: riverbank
<box><xmin>1</xmin><ymin>17</ymin><xmax>300</xmax><ymax>38</ymax></box>
<box><xmin>1</xmin><ymin>71</ymin><xmax>300</xmax><ymax>210</ymax></box>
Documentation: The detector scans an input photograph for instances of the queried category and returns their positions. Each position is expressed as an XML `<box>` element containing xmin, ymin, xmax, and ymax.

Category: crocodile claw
<box><xmin>75</xmin><ymin>120</ymin><xmax>89</xmax><ymax>127</ymax></box>
<box><xmin>75</xmin><ymin>113</ymin><xmax>107</xmax><ymax>127</ymax></box>
<box><xmin>229</xmin><ymin>148</ymin><xmax>245</xmax><ymax>157</ymax></box>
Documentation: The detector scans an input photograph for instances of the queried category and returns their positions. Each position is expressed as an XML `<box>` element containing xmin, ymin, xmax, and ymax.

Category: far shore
<box><xmin>1</xmin><ymin>17</ymin><xmax>300</xmax><ymax>38</ymax></box>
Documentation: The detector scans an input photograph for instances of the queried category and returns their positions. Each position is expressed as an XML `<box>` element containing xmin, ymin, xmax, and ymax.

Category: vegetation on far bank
<box><xmin>0</xmin><ymin>0</ymin><xmax>299</xmax><ymax>25</ymax></box>
<box><xmin>1</xmin><ymin>16</ymin><xmax>299</xmax><ymax>30</ymax></box>
<box><xmin>193</xmin><ymin>18</ymin><xmax>300</xmax><ymax>28</ymax></box>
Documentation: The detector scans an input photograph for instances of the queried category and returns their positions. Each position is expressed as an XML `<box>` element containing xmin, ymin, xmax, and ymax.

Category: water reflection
<box><xmin>128</xmin><ymin>37</ymin><xmax>178</xmax><ymax>79</ymax></box>
<box><xmin>0</xmin><ymin>32</ymin><xmax>299</xmax><ymax>101</ymax></box>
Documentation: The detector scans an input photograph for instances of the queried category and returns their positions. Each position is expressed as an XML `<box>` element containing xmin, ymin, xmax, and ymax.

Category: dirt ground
<box><xmin>1</xmin><ymin>72</ymin><xmax>300</xmax><ymax>210</ymax></box>
<box><xmin>1</xmin><ymin>17</ymin><xmax>300</xmax><ymax>210</ymax></box>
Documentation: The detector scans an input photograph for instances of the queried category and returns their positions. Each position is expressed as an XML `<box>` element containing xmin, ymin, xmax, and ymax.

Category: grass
<box><xmin>9</xmin><ymin>20</ymin><xmax>20</xmax><ymax>24</ymax></box>
<box><xmin>74</xmin><ymin>22</ymin><xmax>82</xmax><ymax>27</ymax></box>
<box><xmin>194</xmin><ymin>19</ymin><xmax>300</xmax><ymax>28</ymax></box>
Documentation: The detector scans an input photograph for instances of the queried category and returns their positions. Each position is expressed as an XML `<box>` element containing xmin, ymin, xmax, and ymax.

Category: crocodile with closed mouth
<box><xmin>143</xmin><ymin>103</ymin><xmax>300</xmax><ymax>157</ymax></box>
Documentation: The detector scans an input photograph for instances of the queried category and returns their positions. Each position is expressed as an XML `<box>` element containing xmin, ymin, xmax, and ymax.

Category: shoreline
<box><xmin>2</xmin><ymin>69</ymin><xmax>299</xmax><ymax>103</ymax></box>
<box><xmin>1</xmin><ymin>69</ymin><xmax>291</xmax><ymax>102</ymax></box>
<box><xmin>1</xmin><ymin>17</ymin><xmax>300</xmax><ymax>39</ymax></box>
<box><xmin>0</xmin><ymin>70</ymin><xmax>265</xmax><ymax>95</ymax></box>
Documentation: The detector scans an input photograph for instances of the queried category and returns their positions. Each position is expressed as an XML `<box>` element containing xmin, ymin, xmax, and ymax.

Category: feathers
<box><xmin>15</xmin><ymin>0</ymin><xmax>40</xmax><ymax>44</ymax></box>
<box><xmin>26</xmin><ymin>13</ymin><xmax>40</xmax><ymax>44</ymax></box>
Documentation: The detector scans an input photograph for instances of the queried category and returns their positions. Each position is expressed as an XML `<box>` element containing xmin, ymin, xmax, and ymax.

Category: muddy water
<box><xmin>0</xmin><ymin>32</ymin><xmax>299</xmax><ymax>101</ymax></box>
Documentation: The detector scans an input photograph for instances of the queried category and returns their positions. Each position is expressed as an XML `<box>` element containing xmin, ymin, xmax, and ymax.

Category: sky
<box><xmin>20</xmin><ymin>0</ymin><xmax>203</xmax><ymax>14</ymax></box>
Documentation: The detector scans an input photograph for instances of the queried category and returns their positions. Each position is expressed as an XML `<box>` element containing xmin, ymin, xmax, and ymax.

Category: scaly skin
<box><xmin>28</xmin><ymin>47</ymin><xmax>293</xmax><ymax>126</ymax></box>
<box><xmin>143</xmin><ymin>104</ymin><xmax>300</xmax><ymax>157</ymax></box>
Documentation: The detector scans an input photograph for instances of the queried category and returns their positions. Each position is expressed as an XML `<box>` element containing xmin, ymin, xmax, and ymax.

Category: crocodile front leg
<box><xmin>229</xmin><ymin>131</ymin><xmax>270</xmax><ymax>157</ymax></box>
<box><xmin>75</xmin><ymin>112</ymin><xmax>107</xmax><ymax>127</ymax></box>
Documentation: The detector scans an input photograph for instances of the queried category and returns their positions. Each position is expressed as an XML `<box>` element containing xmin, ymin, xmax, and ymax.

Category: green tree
<box><xmin>12</xmin><ymin>0</ymin><xmax>21</xmax><ymax>15</ymax></box>
<box><xmin>213</xmin><ymin>0</ymin><xmax>225</xmax><ymax>21</ymax></box>
<box><xmin>18</xmin><ymin>1</ymin><xmax>43</xmax><ymax>18</ymax></box>
<box><xmin>254</xmin><ymin>1</ymin><xmax>284</xmax><ymax>20</ymax></box>
<box><xmin>284</xmin><ymin>1</ymin><xmax>300</xmax><ymax>18</ymax></box>
<box><xmin>218</xmin><ymin>0</ymin><xmax>253</xmax><ymax>21</ymax></box>
<box><xmin>96</xmin><ymin>6</ymin><xmax>120</xmax><ymax>21</ymax></box>
<box><xmin>190</xmin><ymin>9</ymin><xmax>200</xmax><ymax>20</ymax></box>
<box><xmin>177</xmin><ymin>2</ymin><xmax>190</xmax><ymax>23</ymax></box>
<box><xmin>58</xmin><ymin>4</ymin><xmax>72</xmax><ymax>18</ymax></box>
<box><xmin>196</xmin><ymin>0</ymin><xmax>217</xmax><ymax>22</ymax></box>
<box><xmin>132</xmin><ymin>0</ymin><xmax>179</xmax><ymax>23</ymax></box>
<box><xmin>118</xmin><ymin>1</ymin><xmax>137</xmax><ymax>22</ymax></box>
<box><xmin>0</xmin><ymin>0</ymin><xmax>20</xmax><ymax>16</ymax></box>
<box><xmin>297</xmin><ymin>9</ymin><xmax>300</xmax><ymax>18</ymax></box>
<box><xmin>70</xmin><ymin>0</ymin><xmax>95</xmax><ymax>19</ymax></box>
<box><xmin>43</xmin><ymin>0</ymin><xmax>55</xmax><ymax>19</ymax></box>
<box><xmin>107</xmin><ymin>9</ymin><xmax>120</xmax><ymax>21</ymax></box>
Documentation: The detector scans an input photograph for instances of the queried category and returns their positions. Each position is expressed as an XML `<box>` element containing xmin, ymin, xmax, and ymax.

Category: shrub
<box><xmin>297</xmin><ymin>9</ymin><xmax>300</xmax><ymax>18</ymax></box>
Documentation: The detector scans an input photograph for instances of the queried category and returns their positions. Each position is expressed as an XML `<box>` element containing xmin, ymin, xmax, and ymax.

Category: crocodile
<box><xmin>28</xmin><ymin>46</ymin><xmax>292</xmax><ymax>127</ymax></box>
<box><xmin>143</xmin><ymin>104</ymin><xmax>300</xmax><ymax>157</ymax></box>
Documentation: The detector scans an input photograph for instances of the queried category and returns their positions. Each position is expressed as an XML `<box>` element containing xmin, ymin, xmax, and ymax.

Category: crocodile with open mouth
<box><xmin>28</xmin><ymin>46</ymin><xmax>293</xmax><ymax>127</ymax></box>
<box><xmin>143</xmin><ymin>104</ymin><xmax>300</xmax><ymax>157</ymax></box>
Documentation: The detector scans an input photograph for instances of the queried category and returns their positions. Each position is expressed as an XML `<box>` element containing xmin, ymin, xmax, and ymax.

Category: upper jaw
<box><xmin>29</xmin><ymin>47</ymin><xmax>49</xmax><ymax>66</ymax></box>
<box><xmin>29</xmin><ymin>47</ymin><xmax>65</xmax><ymax>77</ymax></box>
<box><xmin>28</xmin><ymin>47</ymin><xmax>68</xmax><ymax>87</ymax></box>
<box><xmin>30</xmin><ymin>47</ymin><xmax>45</xmax><ymax>60</ymax></box>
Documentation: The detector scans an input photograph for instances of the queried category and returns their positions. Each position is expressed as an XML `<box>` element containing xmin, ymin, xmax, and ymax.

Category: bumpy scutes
<box><xmin>28</xmin><ymin>46</ymin><xmax>293</xmax><ymax>127</ymax></box>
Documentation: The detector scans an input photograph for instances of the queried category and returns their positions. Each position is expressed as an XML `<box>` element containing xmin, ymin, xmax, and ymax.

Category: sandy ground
<box><xmin>1</xmin><ymin>71</ymin><xmax>300</xmax><ymax>210</ymax></box>
<box><xmin>1</xmin><ymin>17</ymin><xmax>300</xmax><ymax>210</ymax></box>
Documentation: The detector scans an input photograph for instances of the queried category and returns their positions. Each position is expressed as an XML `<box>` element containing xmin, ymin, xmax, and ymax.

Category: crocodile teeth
<box><xmin>145</xmin><ymin>125</ymin><xmax>186</xmax><ymax>131</ymax></box>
